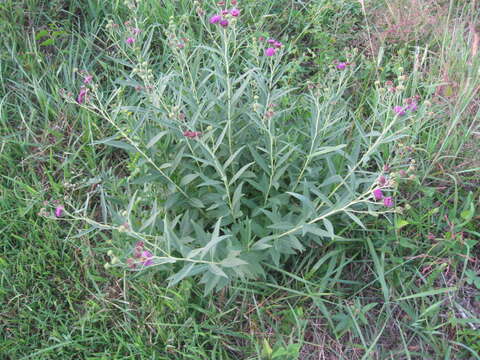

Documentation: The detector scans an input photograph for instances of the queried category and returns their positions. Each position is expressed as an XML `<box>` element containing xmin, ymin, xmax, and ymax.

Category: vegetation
<box><xmin>1</xmin><ymin>0</ymin><xmax>479</xmax><ymax>358</ymax></box>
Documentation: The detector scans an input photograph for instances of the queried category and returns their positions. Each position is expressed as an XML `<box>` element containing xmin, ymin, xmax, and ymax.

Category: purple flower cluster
<box><xmin>393</xmin><ymin>96</ymin><xmax>420</xmax><ymax>116</ymax></box>
<box><xmin>209</xmin><ymin>7</ymin><xmax>240</xmax><ymax>28</ymax></box>
<box><xmin>261</xmin><ymin>38</ymin><xmax>282</xmax><ymax>57</ymax></box>
<box><xmin>372</xmin><ymin>174</ymin><xmax>394</xmax><ymax>208</ymax></box>
<box><xmin>372</xmin><ymin>187</ymin><xmax>394</xmax><ymax>208</ymax></box>
<box><xmin>125</xmin><ymin>27</ymin><xmax>141</xmax><ymax>45</ymax></box>
<box><xmin>127</xmin><ymin>241</ymin><xmax>154</xmax><ymax>269</ymax></box>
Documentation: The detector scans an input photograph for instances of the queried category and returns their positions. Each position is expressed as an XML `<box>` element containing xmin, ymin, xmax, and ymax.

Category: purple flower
<box><xmin>54</xmin><ymin>205</ymin><xmax>64</xmax><ymax>218</ymax></box>
<box><xmin>140</xmin><ymin>250</ymin><xmax>153</xmax><ymax>266</ymax></box>
<box><xmin>407</xmin><ymin>102</ymin><xmax>418</xmax><ymax>111</ymax></box>
<box><xmin>373</xmin><ymin>188</ymin><xmax>384</xmax><ymax>201</ymax></box>
<box><xmin>83</xmin><ymin>75</ymin><xmax>93</xmax><ymax>84</ymax></box>
<box><xmin>132</xmin><ymin>27</ymin><xmax>141</xmax><ymax>35</ymax></box>
<box><xmin>76</xmin><ymin>87</ymin><xmax>88</xmax><ymax>104</ymax></box>
<box><xmin>265</xmin><ymin>47</ymin><xmax>276</xmax><ymax>56</ymax></box>
<box><xmin>394</xmin><ymin>105</ymin><xmax>406</xmax><ymax>116</ymax></box>
<box><xmin>383</xmin><ymin>197</ymin><xmax>394</xmax><ymax>208</ymax></box>
<box><xmin>336</xmin><ymin>62</ymin><xmax>347</xmax><ymax>70</ymax></box>
<box><xmin>230</xmin><ymin>8</ymin><xmax>240</xmax><ymax>16</ymax></box>
<box><xmin>126</xmin><ymin>37</ymin><xmax>135</xmax><ymax>44</ymax></box>
<box><xmin>220</xmin><ymin>19</ymin><xmax>229</xmax><ymax>27</ymax></box>
<box><xmin>267</xmin><ymin>38</ymin><xmax>276</xmax><ymax>44</ymax></box>
<box><xmin>274</xmin><ymin>41</ymin><xmax>282</xmax><ymax>48</ymax></box>
<box><xmin>209</xmin><ymin>14</ymin><xmax>222</xmax><ymax>24</ymax></box>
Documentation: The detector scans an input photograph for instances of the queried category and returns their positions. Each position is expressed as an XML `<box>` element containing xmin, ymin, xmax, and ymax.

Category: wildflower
<box><xmin>139</xmin><ymin>250</ymin><xmax>154</xmax><ymax>266</ymax></box>
<box><xmin>230</xmin><ymin>8</ymin><xmax>240</xmax><ymax>16</ymax></box>
<box><xmin>132</xmin><ymin>27</ymin><xmax>141</xmax><ymax>35</ymax></box>
<box><xmin>407</xmin><ymin>102</ymin><xmax>418</xmax><ymax>111</ymax></box>
<box><xmin>209</xmin><ymin>14</ymin><xmax>221</xmax><ymax>23</ymax></box>
<box><xmin>373</xmin><ymin>188</ymin><xmax>384</xmax><ymax>201</ymax></box>
<box><xmin>83</xmin><ymin>75</ymin><xmax>93</xmax><ymax>84</ymax></box>
<box><xmin>336</xmin><ymin>62</ymin><xmax>347</xmax><ymax>70</ymax></box>
<box><xmin>126</xmin><ymin>258</ymin><xmax>136</xmax><ymax>269</ymax></box>
<box><xmin>273</xmin><ymin>41</ymin><xmax>282</xmax><ymax>48</ymax></box>
<box><xmin>265</xmin><ymin>47</ymin><xmax>276</xmax><ymax>56</ymax></box>
<box><xmin>383</xmin><ymin>164</ymin><xmax>391</xmax><ymax>172</ymax></box>
<box><xmin>183</xmin><ymin>130</ymin><xmax>201</xmax><ymax>139</ymax></box>
<box><xmin>231</xmin><ymin>0</ymin><xmax>237</xmax><ymax>5</ymax></box>
<box><xmin>177</xmin><ymin>42</ymin><xmax>185</xmax><ymax>49</ymax></box>
<box><xmin>393</xmin><ymin>105</ymin><xmax>406</xmax><ymax>116</ymax></box>
<box><xmin>220</xmin><ymin>19</ymin><xmax>229</xmax><ymax>27</ymax></box>
<box><xmin>221</xmin><ymin>9</ymin><xmax>229</xmax><ymax>15</ymax></box>
<box><xmin>76</xmin><ymin>87</ymin><xmax>88</xmax><ymax>104</ymax></box>
<box><xmin>126</xmin><ymin>37</ymin><xmax>135</xmax><ymax>44</ymax></box>
<box><xmin>378</xmin><ymin>175</ymin><xmax>387</xmax><ymax>187</ymax></box>
<box><xmin>383</xmin><ymin>197</ymin><xmax>394</xmax><ymax>208</ymax></box>
<box><xmin>267</xmin><ymin>38</ymin><xmax>276</xmax><ymax>44</ymax></box>
<box><xmin>54</xmin><ymin>205</ymin><xmax>64</xmax><ymax>218</ymax></box>
<box><xmin>265</xmin><ymin>110</ymin><xmax>275</xmax><ymax>118</ymax></box>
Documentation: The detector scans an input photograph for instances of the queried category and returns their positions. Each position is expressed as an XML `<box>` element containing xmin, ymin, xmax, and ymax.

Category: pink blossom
<box><xmin>132</xmin><ymin>27</ymin><xmax>141</xmax><ymax>35</ymax></box>
<box><xmin>140</xmin><ymin>250</ymin><xmax>153</xmax><ymax>266</ymax></box>
<box><xmin>126</xmin><ymin>37</ymin><xmax>135</xmax><ymax>44</ymax></box>
<box><xmin>83</xmin><ymin>75</ymin><xmax>93</xmax><ymax>84</ymax></box>
<box><xmin>383</xmin><ymin>197</ymin><xmax>394</xmax><ymax>207</ymax></box>
<box><xmin>231</xmin><ymin>0</ymin><xmax>237</xmax><ymax>5</ymax></box>
<box><xmin>177</xmin><ymin>42</ymin><xmax>185</xmax><ymax>49</ymax></box>
<box><xmin>267</xmin><ymin>38</ymin><xmax>276</xmax><ymax>44</ymax></box>
<box><xmin>336</xmin><ymin>62</ymin><xmax>347</xmax><ymax>70</ymax></box>
<box><xmin>54</xmin><ymin>205</ymin><xmax>64</xmax><ymax>218</ymax></box>
<box><xmin>221</xmin><ymin>9</ymin><xmax>229</xmax><ymax>15</ymax></box>
<box><xmin>378</xmin><ymin>175</ymin><xmax>387</xmax><ymax>187</ymax></box>
<box><xmin>183</xmin><ymin>130</ymin><xmax>201</xmax><ymax>139</ymax></box>
<box><xmin>76</xmin><ymin>87</ymin><xmax>88</xmax><ymax>104</ymax></box>
<box><xmin>373</xmin><ymin>188</ymin><xmax>384</xmax><ymax>201</ymax></box>
<box><xmin>265</xmin><ymin>47</ymin><xmax>276</xmax><ymax>56</ymax></box>
<box><xmin>258</xmin><ymin>36</ymin><xmax>265</xmax><ymax>41</ymax></box>
<box><xmin>126</xmin><ymin>258</ymin><xmax>136</xmax><ymax>269</ymax></box>
<box><xmin>209</xmin><ymin>14</ymin><xmax>222</xmax><ymax>24</ymax></box>
<box><xmin>230</xmin><ymin>8</ymin><xmax>240</xmax><ymax>16</ymax></box>
<box><xmin>394</xmin><ymin>105</ymin><xmax>406</xmax><ymax>116</ymax></box>
<box><xmin>220</xmin><ymin>19</ymin><xmax>229</xmax><ymax>27</ymax></box>
<box><xmin>274</xmin><ymin>41</ymin><xmax>282</xmax><ymax>48</ymax></box>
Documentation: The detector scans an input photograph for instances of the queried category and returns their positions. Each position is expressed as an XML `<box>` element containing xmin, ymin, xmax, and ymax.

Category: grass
<box><xmin>1</xmin><ymin>0</ymin><xmax>479</xmax><ymax>359</ymax></box>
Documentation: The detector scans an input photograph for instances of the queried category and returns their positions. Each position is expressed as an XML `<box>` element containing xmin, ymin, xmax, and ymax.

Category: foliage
<box><xmin>1</xmin><ymin>0</ymin><xmax>479</xmax><ymax>358</ymax></box>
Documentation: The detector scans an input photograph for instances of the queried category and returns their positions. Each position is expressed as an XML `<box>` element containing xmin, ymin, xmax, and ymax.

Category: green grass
<box><xmin>1</xmin><ymin>0</ymin><xmax>479</xmax><ymax>359</ymax></box>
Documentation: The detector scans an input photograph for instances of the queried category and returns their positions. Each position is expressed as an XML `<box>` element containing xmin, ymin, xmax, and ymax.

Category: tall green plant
<box><xmin>65</xmin><ymin>1</ymin><xmax>408</xmax><ymax>294</ymax></box>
